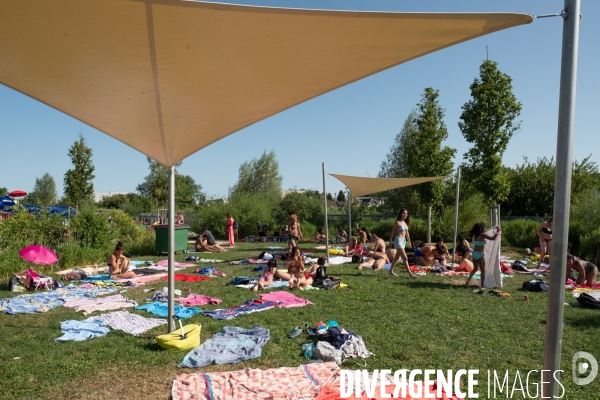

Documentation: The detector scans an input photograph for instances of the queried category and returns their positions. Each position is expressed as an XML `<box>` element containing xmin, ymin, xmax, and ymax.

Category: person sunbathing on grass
<box><xmin>414</xmin><ymin>244</ymin><xmax>435</xmax><ymax>266</ymax></box>
<box><xmin>291</xmin><ymin>256</ymin><xmax>325</xmax><ymax>290</ymax></box>
<box><xmin>275</xmin><ymin>246</ymin><xmax>305</xmax><ymax>283</ymax></box>
<box><xmin>432</xmin><ymin>236</ymin><xmax>449</xmax><ymax>265</ymax></box>
<box><xmin>448</xmin><ymin>244</ymin><xmax>474</xmax><ymax>273</ymax></box>
<box><xmin>358</xmin><ymin>235</ymin><xmax>388</xmax><ymax>271</ymax></box>
<box><xmin>253</xmin><ymin>259</ymin><xmax>278</xmax><ymax>292</ymax></box>
<box><xmin>107</xmin><ymin>242</ymin><xmax>137</xmax><ymax>279</ymax></box>
<box><xmin>343</xmin><ymin>237</ymin><xmax>363</xmax><ymax>257</ymax></box>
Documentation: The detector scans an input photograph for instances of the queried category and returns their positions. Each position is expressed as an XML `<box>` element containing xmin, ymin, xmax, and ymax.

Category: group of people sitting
<box><xmin>253</xmin><ymin>247</ymin><xmax>326</xmax><ymax>291</ymax></box>
<box><xmin>194</xmin><ymin>227</ymin><xmax>227</xmax><ymax>253</ymax></box>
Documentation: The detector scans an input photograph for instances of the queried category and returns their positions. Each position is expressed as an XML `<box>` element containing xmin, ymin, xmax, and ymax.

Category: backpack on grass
<box><xmin>522</xmin><ymin>280</ymin><xmax>548</xmax><ymax>292</ymax></box>
<box><xmin>577</xmin><ymin>293</ymin><xmax>600</xmax><ymax>309</ymax></box>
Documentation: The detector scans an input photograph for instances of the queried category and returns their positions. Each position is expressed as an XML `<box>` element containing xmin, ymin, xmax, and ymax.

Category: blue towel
<box><xmin>135</xmin><ymin>302</ymin><xmax>201</xmax><ymax>319</ymax></box>
<box><xmin>55</xmin><ymin>319</ymin><xmax>110</xmax><ymax>341</ymax></box>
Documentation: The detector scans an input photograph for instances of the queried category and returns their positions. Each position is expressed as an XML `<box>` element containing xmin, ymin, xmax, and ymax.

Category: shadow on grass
<box><xmin>393</xmin><ymin>280</ymin><xmax>466</xmax><ymax>290</ymax></box>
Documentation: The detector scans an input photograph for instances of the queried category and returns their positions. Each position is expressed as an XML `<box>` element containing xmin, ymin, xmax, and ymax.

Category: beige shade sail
<box><xmin>0</xmin><ymin>0</ymin><xmax>532</xmax><ymax>166</ymax></box>
<box><xmin>330</xmin><ymin>174</ymin><xmax>448</xmax><ymax>197</ymax></box>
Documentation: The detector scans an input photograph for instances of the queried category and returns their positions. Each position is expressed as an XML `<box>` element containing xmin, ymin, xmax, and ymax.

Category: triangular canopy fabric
<box><xmin>330</xmin><ymin>174</ymin><xmax>447</xmax><ymax>197</ymax></box>
<box><xmin>0</xmin><ymin>0</ymin><xmax>532</xmax><ymax>166</ymax></box>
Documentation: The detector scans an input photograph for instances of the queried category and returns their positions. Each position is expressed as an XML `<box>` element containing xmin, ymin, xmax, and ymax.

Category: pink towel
<box><xmin>175</xmin><ymin>293</ymin><xmax>222</xmax><ymax>306</ymax></box>
<box><xmin>259</xmin><ymin>291</ymin><xmax>313</xmax><ymax>308</ymax></box>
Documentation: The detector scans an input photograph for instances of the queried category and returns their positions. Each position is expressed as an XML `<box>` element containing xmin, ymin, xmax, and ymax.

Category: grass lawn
<box><xmin>0</xmin><ymin>242</ymin><xmax>598</xmax><ymax>399</ymax></box>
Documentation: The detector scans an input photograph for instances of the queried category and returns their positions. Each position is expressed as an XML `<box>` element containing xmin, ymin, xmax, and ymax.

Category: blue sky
<box><xmin>0</xmin><ymin>0</ymin><xmax>597</xmax><ymax>201</ymax></box>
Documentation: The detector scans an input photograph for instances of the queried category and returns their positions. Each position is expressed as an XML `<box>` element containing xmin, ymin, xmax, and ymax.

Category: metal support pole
<box><xmin>543</xmin><ymin>1</ymin><xmax>580</xmax><ymax>398</ymax></box>
<box><xmin>427</xmin><ymin>206</ymin><xmax>432</xmax><ymax>244</ymax></box>
<box><xmin>167</xmin><ymin>166</ymin><xmax>175</xmax><ymax>332</ymax></box>
<box><xmin>347</xmin><ymin>189</ymin><xmax>352</xmax><ymax>241</ymax></box>
<box><xmin>451</xmin><ymin>167</ymin><xmax>461</xmax><ymax>265</ymax></box>
<box><xmin>322</xmin><ymin>163</ymin><xmax>330</xmax><ymax>264</ymax></box>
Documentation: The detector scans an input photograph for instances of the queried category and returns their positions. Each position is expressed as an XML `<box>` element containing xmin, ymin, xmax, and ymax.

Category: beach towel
<box><xmin>161</xmin><ymin>274</ymin><xmax>211</xmax><ymax>283</ymax></box>
<box><xmin>93</xmin><ymin>310</ymin><xmax>167</xmax><ymax>335</ymax></box>
<box><xmin>482</xmin><ymin>228</ymin><xmax>502</xmax><ymax>288</ymax></box>
<box><xmin>62</xmin><ymin>294</ymin><xmax>137</xmax><ymax>315</ymax></box>
<box><xmin>173</xmin><ymin>362</ymin><xmax>339</xmax><ymax>399</ymax></box>
<box><xmin>258</xmin><ymin>291</ymin><xmax>313</xmax><ymax>308</ymax></box>
<box><xmin>178</xmin><ymin>326</ymin><xmax>270</xmax><ymax>368</ymax></box>
<box><xmin>200</xmin><ymin>300</ymin><xmax>278</xmax><ymax>320</ymax></box>
<box><xmin>154</xmin><ymin>260</ymin><xmax>196</xmax><ymax>268</ymax></box>
<box><xmin>135</xmin><ymin>302</ymin><xmax>202</xmax><ymax>319</ymax></box>
<box><xmin>55</xmin><ymin>318</ymin><xmax>110</xmax><ymax>342</ymax></box>
<box><xmin>0</xmin><ymin>285</ymin><xmax>118</xmax><ymax>314</ymax></box>
<box><xmin>176</xmin><ymin>294</ymin><xmax>222</xmax><ymax>306</ymax></box>
<box><xmin>236</xmin><ymin>280</ymin><xmax>289</xmax><ymax>290</ymax></box>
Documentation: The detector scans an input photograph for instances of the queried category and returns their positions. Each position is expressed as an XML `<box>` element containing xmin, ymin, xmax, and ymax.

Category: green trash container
<box><xmin>155</xmin><ymin>224</ymin><xmax>189</xmax><ymax>254</ymax></box>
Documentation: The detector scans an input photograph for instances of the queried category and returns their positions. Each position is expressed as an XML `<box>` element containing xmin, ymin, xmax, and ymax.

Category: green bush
<box><xmin>433</xmin><ymin>193</ymin><xmax>489</xmax><ymax>241</ymax></box>
<box><xmin>70</xmin><ymin>207</ymin><xmax>114</xmax><ymax>248</ymax></box>
<box><xmin>193</xmin><ymin>194</ymin><xmax>277</xmax><ymax>239</ymax></box>
<box><xmin>110</xmin><ymin>209</ymin><xmax>142</xmax><ymax>243</ymax></box>
<box><xmin>366</xmin><ymin>218</ymin><xmax>396</xmax><ymax>240</ymax></box>
<box><xmin>500</xmin><ymin>219</ymin><xmax>539</xmax><ymax>248</ymax></box>
<box><xmin>579</xmin><ymin>228</ymin><xmax>600</xmax><ymax>262</ymax></box>
<box><xmin>0</xmin><ymin>207</ymin><xmax>68</xmax><ymax>252</ymax></box>
<box><xmin>124</xmin><ymin>230</ymin><xmax>156</xmax><ymax>256</ymax></box>
<box><xmin>56</xmin><ymin>240</ymin><xmax>108</xmax><ymax>269</ymax></box>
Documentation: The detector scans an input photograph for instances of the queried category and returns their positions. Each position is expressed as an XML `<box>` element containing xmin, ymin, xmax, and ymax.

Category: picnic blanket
<box><xmin>201</xmin><ymin>300</ymin><xmax>278</xmax><ymax>320</ymax></box>
<box><xmin>135</xmin><ymin>302</ymin><xmax>202</xmax><ymax>319</ymax></box>
<box><xmin>62</xmin><ymin>294</ymin><xmax>137</xmax><ymax>315</ymax></box>
<box><xmin>178</xmin><ymin>326</ymin><xmax>270</xmax><ymax>368</ymax></box>
<box><xmin>176</xmin><ymin>293</ymin><xmax>222</xmax><ymax>306</ymax></box>
<box><xmin>236</xmin><ymin>280</ymin><xmax>289</xmax><ymax>290</ymax></box>
<box><xmin>161</xmin><ymin>274</ymin><xmax>211</xmax><ymax>283</ymax></box>
<box><xmin>258</xmin><ymin>291</ymin><xmax>313</xmax><ymax>308</ymax></box>
<box><xmin>93</xmin><ymin>310</ymin><xmax>167</xmax><ymax>335</ymax></box>
<box><xmin>173</xmin><ymin>362</ymin><xmax>338</xmax><ymax>399</ymax></box>
<box><xmin>0</xmin><ymin>285</ymin><xmax>118</xmax><ymax>314</ymax></box>
<box><xmin>55</xmin><ymin>318</ymin><xmax>110</xmax><ymax>342</ymax></box>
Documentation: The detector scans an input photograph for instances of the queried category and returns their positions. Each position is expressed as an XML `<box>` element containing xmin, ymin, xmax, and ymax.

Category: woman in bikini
<box><xmin>566</xmin><ymin>254</ymin><xmax>599</xmax><ymax>286</ymax></box>
<box><xmin>537</xmin><ymin>218</ymin><xmax>553</xmax><ymax>267</ymax></box>
<box><xmin>466</xmin><ymin>222</ymin><xmax>500</xmax><ymax>287</ymax></box>
<box><xmin>253</xmin><ymin>259</ymin><xmax>278</xmax><ymax>291</ymax></box>
<box><xmin>432</xmin><ymin>236</ymin><xmax>449</xmax><ymax>265</ymax></box>
<box><xmin>388</xmin><ymin>208</ymin><xmax>417</xmax><ymax>278</ymax></box>
<box><xmin>456</xmin><ymin>235</ymin><xmax>472</xmax><ymax>261</ymax></box>
<box><xmin>287</xmin><ymin>213</ymin><xmax>303</xmax><ymax>252</ymax></box>
<box><xmin>276</xmin><ymin>246</ymin><xmax>305</xmax><ymax>285</ymax></box>
<box><xmin>357</xmin><ymin>228</ymin><xmax>367</xmax><ymax>246</ymax></box>
<box><xmin>336</xmin><ymin>226</ymin><xmax>348</xmax><ymax>243</ymax></box>
<box><xmin>343</xmin><ymin>237</ymin><xmax>363</xmax><ymax>257</ymax></box>
<box><xmin>107</xmin><ymin>242</ymin><xmax>136</xmax><ymax>279</ymax></box>
<box><xmin>449</xmin><ymin>244</ymin><xmax>474</xmax><ymax>273</ymax></box>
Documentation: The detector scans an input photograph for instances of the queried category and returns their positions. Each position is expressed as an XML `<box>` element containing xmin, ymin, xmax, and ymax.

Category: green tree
<box><xmin>0</xmin><ymin>187</ymin><xmax>7</xmax><ymax>197</ymax></box>
<box><xmin>504</xmin><ymin>155</ymin><xmax>600</xmax><ymax>216</ymax></box>
<box><xmin>231</xmin><ymin>150</ymin><xmax>282</xmax><ymax>199</ymax></box>
<box><xmin>63</xmin><ymin>134</ymin><xmax>96</xmax><ymax>207</ymax></box>
<box><xmin>136</xmin><ymin>158</ymin><xmax>205</xmax><ymax>209</ymax></box>
<box><xmin>404</xmin><ymin>88</ymin><xmax>455</xmax><ymax>210</ymax></box>
<box><xmin>379</xmin><ymin>111</ymin><xmax>421</xmax><ymax>213</ymax></box>
<box><xmin>27</xmin><ymin>173</ymin><xmax>57</xmax><ymax>205</ymax></box>
<box><xmin>459</xmin><ymin>59</ymin><xmax>522</xmax><ymax>204</ymax></box>
<box><xmin>337</xmin><ymin>190</ymin><xmax>346</xmax><ymax>202</ymax></box>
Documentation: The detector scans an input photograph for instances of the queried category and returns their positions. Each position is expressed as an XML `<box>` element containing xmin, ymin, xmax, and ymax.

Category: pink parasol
<box><xmin>19</xmin><ymin>245</ymin><xmax>58</xmax><ymax>265</ymax></box>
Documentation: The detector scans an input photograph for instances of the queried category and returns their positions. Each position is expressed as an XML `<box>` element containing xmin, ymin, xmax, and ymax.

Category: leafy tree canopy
<box><xmin>64</xmin><ymin>134</ymin><xmax>95</xmax><ymax>207</ymax></box>
<box><xmin>136</xmin><ymin>158</ymin><xmax>205</xmax><ymax>209</ymax></box>
<box><xmin>459</xmin><ymin>59</ymin><xmax>522</xmax><ymax>204</ymax></box>
<box><xmin>231</xmin><ymin>150</ymin><xmax>282</xmax><ymax>199</ymax></box>
<box><xmin>27</xmin><ymin>173</ymin><xmax>57</xmax><ymax>206</ymax></box>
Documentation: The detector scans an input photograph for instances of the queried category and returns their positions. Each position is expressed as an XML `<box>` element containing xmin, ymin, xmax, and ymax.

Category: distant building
<box><xmin>94</xmin><ymin>192</ymin><xmax>131</xmax><ymax>203</ymax></box>
<box><xmin>281</xmin><ymin>189</ymin><xmax>306</xmax><ymax>198</ymax></box>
